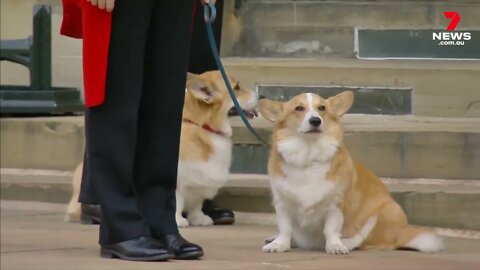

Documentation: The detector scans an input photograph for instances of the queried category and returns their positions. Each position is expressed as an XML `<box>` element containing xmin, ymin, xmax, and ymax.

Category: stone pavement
<box><xmin>1</xmin><ymin>201</ymin><xmax>480</xmax><ymax>270</ymax></box>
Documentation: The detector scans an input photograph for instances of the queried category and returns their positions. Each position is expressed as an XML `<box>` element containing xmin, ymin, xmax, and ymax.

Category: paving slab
<box><xmin>1</xmin><ymin>200</ymin><xmax>480</xmax><ymax>270</ymax></box>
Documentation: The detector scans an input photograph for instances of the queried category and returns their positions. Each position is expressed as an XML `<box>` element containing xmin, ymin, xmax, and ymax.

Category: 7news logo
<box><xmin>432</xmin><ymin>11</ymin><xmax>471</xmax><ymax>46</ymax></box>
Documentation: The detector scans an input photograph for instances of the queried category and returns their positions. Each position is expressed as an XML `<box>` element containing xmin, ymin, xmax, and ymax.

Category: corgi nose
<box><xmin>309</xmin><ymin>117</ymin><xmax>322</xmax><ymax>127</ymax></box>
<box><xmin>259</xmin><ymin>95</ymin><xmax>266</xmax><ymax>100</ymax></box>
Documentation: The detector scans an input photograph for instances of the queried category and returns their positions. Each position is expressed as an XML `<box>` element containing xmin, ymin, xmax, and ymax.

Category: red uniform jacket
<box><xmin>61</xmin><ymin>0</ymin><xmax>112</xmax><ymax>107</ymax></box>
<box><xmin>61</xmin><ymin>0</ymin><xmax>200</xmax><ymax>107</ymax></box>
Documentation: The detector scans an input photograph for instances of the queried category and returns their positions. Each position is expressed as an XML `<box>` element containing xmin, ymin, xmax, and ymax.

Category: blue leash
<box><xmin>204</xmin><ymin>1</ymin><xmax>270</xmax><ymax>147</ymax></box>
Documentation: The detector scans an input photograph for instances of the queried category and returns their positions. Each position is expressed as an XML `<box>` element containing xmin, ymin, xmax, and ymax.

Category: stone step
<box><xmin>257</xmin><ymin>85</ymin><xmax>413</xmax><ymax>115</ymax></box>
<box><xmin>230</xmin><ymin>115</ymin><xmax>480</xmax><ymax>179</ymax></box>
<box><xmin>0</xmin><ymin>169</ymin><xmax>72</xmax><ymax>204</ymax></box>
<box><xmin>355</xmin><ymin>29</ymin><xmax>480</xmax><ymax>59</ymax></box>
<box><xmin>215</xmin><ymin>174</ymin><xmax>480</xmax><ymax>231</ymax></box>
<box><xmin>222</xmin><ymin>57</ymin><xmax>480</xmax><ymax>118</ymax></box>
<box><xmin>224</xmin><ymin>0</ymin><xmax>480</xmax><ymax>57</ymax></box>
<box><xmin>1</xmin><ymin>169</ymin><xmax>479</xmax><ymax>230</ymax></box>
<box><xmin>236</xmin><ymin>0</ymin><xmax>480</xmax><ymax>29</ymax></box>
<box><xmin>0</xmin><ymin>116</ymin><xmax>84</xmax><ymax>171</ymax></box>
<box><xmin>1</xmin><ymin>115</ymin><xmax>479</xmax><ymax>179</ymax></box>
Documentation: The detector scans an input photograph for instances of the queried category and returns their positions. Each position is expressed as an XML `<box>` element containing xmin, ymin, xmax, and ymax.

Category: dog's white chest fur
<box><xmin>178</xmin><ymin>133</ymin><xmax>232</xmax><ymax>190</ymax></box>
<box><xmin>277</xmin><ymin>135</ymin><xmax>339</xmax><ymax>167</ymax></box>
<box><xmin>273</xmin><ymin>136</ymin><xmax>341</xmax><ymax>204</ymax></box>
<box><xmin>275</xmin><ymin>163</ymin><xmax>338</xmax><ymax>213</ymax></box>
<box><xmin>271</xmin><ymin>136</ymin><xmax>344</xmax><ymax>248</ymax></box>
<box><xmin>175</xmin><ymin>127</ymin><xmax>233</xmax><ymax>227</ymax></box>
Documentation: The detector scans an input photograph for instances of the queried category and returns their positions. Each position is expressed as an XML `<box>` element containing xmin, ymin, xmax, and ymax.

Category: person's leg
<box><xmin>79</xmin><ymin>154</ymin><xmax>102</xmax><ymax>224</ymax></box>
<box><xmin>188</xmin><ymin>0</ymin><xmax>224</xmax><ymax>73</ymax></box>
<box><xmin>79</xmin><ymin>114</ymin><xmax>103</xmax><ymax>224</ymax></box>
<box><xmin>132</xmin><ymin>0</ymin><xmax>203</xmax><ymax>259</ymax></box>
<box><xmin>77</xmin><ymin>0</ymin><xmax>230</xmax><ymax>228</ymax></box>
<box><xmin>132</xmin><ymin>0</ymin><xmax>193</xmax><ymax>237</ymax></box>
<box><xmin>79</xmin><ymin>112</ymin><xmax>96</xmax><ymax>204</ymax></box>
<box><xmin>86</xmin><ymin>0</ymin><xmax>154</xmax><ymax>245</ymax></box>
<box><xmin>79</xmin><ymin>150</ymin><xmax>95</xmax><ymax>203</ymax></box>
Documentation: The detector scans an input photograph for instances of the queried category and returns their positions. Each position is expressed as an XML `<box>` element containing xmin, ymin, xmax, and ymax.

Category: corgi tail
<box><xmin>398</xmin><ymin>225</ymin><xmax>444</xmax><ymax>252</ymax></box>
<box><xmin>64</xmin><ymin>162</ymin><xmax>83</xmax><ymax>222</ymax></box>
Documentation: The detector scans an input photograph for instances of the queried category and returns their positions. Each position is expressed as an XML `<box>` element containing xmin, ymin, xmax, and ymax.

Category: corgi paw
<box><xmin>264</xmin><ymin>234</ymin><xmax>277</xmax><ymax>245</ymax></box>
<box><xmin>176</xmin><ymin>216</ymin><xmax>190</xmax><ymax>227</ymax></box>
<box><xmin>188</xmin><ymin>213</ymin><xmax>214</xmax><ymax>226</ymax></box>
<box><xmin>326</xmin><ymin>240</ymin><xmax>349</xmax><ymax>255</ymax></box>
<box><xmin>262</xmin><ymin>240</ymin><xmax>290</xmax><ymax>253</ymax></box>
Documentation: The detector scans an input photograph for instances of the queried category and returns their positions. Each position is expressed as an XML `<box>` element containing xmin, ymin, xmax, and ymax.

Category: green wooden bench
<box><xmin>0</xmin><ymin>5</ymin><xmax>83</xmax><ymax>115</ymax></box>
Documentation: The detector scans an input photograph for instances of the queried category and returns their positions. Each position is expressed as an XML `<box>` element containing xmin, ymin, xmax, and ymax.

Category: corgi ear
<box><xmin>259</xmin><ymin>99</ymin><xmax>284</xmax><ymax>122</ymax></box>
<box><xmin>186</xmin><ymin>72</ymin><xmax>218</xmax><ymax>104</ymax></box>
<box><xmin>328</xmin><ymin>91</ymin><xmax>354</xmax><ymax>117</ymax></box>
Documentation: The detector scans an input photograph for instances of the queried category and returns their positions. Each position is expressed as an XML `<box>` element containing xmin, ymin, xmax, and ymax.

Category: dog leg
<box><xmin>324</xmin><ymin>204</ymin><xmax>349</xmax><ymax>255</ymax></box>
<box><xmin>263</xmin><ymin>203</ymin><xmax>292</xmax><ymax>253</ymax></box>
<box><xmin>64</xmin><ymin>163</ymin><xmax>83</xmax><ymax>222</ymax></box>
<box><xmin>342</xmin><ymin>216</ymin><xmax>377</xmax><ymax>251</ymax></box>
<box><xmin>175</xmin><ymin>190</ymin><xmax>189</xmax><ymax>227</ymax></box>
<box><xmin>186</xmin><ymin>195</ymin><xmax>213</xmax><ymax>226</ymax></box>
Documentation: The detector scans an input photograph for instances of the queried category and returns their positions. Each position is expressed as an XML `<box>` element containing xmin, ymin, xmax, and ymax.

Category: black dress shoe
<box><xmin>100</xmin><ymin>236</ymin><xmax>173</xmax><ymax>261</ymax></box>
<box><xmin>156</xmin><ymin>233</ymin><xmax>203</xmax><ymax>260</ymax></box>
<box><xmin>202</xmin><ymin>200</ymin><xmax>235</xmax><ymax>225</ymax></box>
<box><xmin>81</xmin><ymin>204</ymin><xmax>102</xmax><ymax>225</ymax></box>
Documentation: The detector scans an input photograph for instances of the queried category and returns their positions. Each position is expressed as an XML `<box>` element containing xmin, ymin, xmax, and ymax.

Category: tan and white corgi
<box><xmin>259</xmin><ymin>92</ymin><xmax>443</xmax><ymax>254</ymax></box>
<box><xmin>175</xmin><ymin>71</ymin><xmax>258</xmax><ymax>227</ymax></box>
<box><xmin>65</xmin><ymin>71</ymin><xmax>258</xmax><ymax>227</ymax></box>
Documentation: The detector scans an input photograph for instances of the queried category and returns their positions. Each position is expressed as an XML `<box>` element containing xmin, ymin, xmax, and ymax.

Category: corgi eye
<box><xmin>295</xmin><ymin>106</ymin><xmax>304</xmax><ymax>112</ymax></box>
<box><xmin>318</xmin><ymin>105</ymin><xmax>326</xmax><ymax>111</ymax></box>
<box><xmin>234</xmin><ymin>84</ymin><xmax>240</xmax><ymax>91</ymax></box>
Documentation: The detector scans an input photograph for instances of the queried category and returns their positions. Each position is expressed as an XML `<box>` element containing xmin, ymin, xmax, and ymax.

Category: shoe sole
<box><xmin>213</xmin><ymin>217</ymin><xmax>235</xmax><ymax>225</ymax></box>
<box><xmin>100</xmin><ymin>249</ymin><xmax>174</xmax><ymax>261</ymax></box>
<box><xmin>174</xmin><ymin>250</ymin><xmax>204</xmax><ymax>260</ymax></box>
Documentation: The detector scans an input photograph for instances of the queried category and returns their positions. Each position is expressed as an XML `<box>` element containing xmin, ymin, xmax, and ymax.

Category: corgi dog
<box><xmin>258</xmin><ymin>92</ymin><xmax>443</xmax><ymax>254</ymax></box>
<box><xmin>65</xmin><ymin>71</ymin><xmax>259</xmax><ymax>227</ymax></box>
<box><xmin>175</xmin><ymin>71</ymin><xmax>258</xmax><ymax>227</ymax></box>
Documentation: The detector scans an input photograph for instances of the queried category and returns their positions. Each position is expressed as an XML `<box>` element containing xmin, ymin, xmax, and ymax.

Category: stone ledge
<box><xmin>1</xmin><ymin>169</ymin><xmax>479</xmax><ymax>230</ymax></box>
<box><xmin>2</xmin><ymin>115</ymin><xmax>479</xmax><ymax>178</ymax></box>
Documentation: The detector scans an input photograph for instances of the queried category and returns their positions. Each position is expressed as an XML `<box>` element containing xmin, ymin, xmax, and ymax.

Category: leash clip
<box><xmin>204</xmin><ymin>0</ymin><xmax>217</xmax><ymax>23</ymax></box>
<box><xmin>203</xmin><ymin>0</ymin><xmax>270</xmax><ymax>147</ymax></box>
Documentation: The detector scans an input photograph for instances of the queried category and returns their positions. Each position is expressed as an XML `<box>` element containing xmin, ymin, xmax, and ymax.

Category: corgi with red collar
<box><xmin>65</xmin><ymin>71</ymin><xmax>258</xmax><ymax>227</ymax></box>
<box><xmin>259</xmin><ymin>92</ymin><xmax>443</xmax><ymax>254</ymax></box>
<box><xmin>175</xmin><ymin>71</ymin><xmax>258</xmax><ymax>227</ymax></box>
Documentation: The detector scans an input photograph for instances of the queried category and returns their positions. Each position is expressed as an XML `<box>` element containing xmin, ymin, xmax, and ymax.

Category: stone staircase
<box><xmin>1</xmin><ymin>0</ymin><xmax>479</xmax><ymax>231</ymax></box>
<box><xmin>221</xmin><ymin>0</ymin><xmax>480</xmax><ymax>118</ymax></box>
<box><xmin>2</xmin><ymin>115</ymin><xmax>479</xmax><ymax>178</ymax></box>
<box><xmin>224</xmin><ymin>0</ymin><xmax>480</xmax><ymax>59</ymax></box>
<box><xmin>1</xmin><ymin>166</ymin><xmax>479</xmax><ymax>230</ymax></box>
<box><xmin>1</xmin><ymin>115</ymin><xmax>479</xmax><ymax>230</ymax></box>
<box><xmin>219</xmin><ymin>0</ymin><xmax>480</xmax><ymax>230</ymax></box>
<box><xmin>215</xmin><ymin>174</ymin><xmax>480</xmax><ymax>230</ymax></box>
<box><xmin>230</xmin><ymin>115</ymin><xmax>480</xmax><ymax>179</ymax></box>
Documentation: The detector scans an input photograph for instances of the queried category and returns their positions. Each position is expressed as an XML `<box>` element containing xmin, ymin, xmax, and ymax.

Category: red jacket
<box><xmin>61</xmin><ymin>0</ymin><xmax>200</xmax><ymax>107</ymax></box>
<box><xmin>61</xmin><ymin>0</ymin><xmax>112</xmax><ymax>107</ymax></box>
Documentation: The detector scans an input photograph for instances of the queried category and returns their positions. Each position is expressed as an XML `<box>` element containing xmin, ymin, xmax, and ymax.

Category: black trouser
<box><xmin>80</xmin><ymin>0</ymin><xmax>225</xmax><ymax>242</ymax></box>
<box><xmin>83</xmin><ymin>0</ymin><xmax>194</xmax><ymax>245</ymax></box>
<box><xmin>80</xmin><ymin>0</ymin><xmax>224</xmax><ymax>203</ymax></box>
<box><xmin>189</xmin><ymin>0</ymin><xmax>224</xmax><ymax>73</ymax></box>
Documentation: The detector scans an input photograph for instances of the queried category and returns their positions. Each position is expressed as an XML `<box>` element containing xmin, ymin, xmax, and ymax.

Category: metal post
<box><xmin>31</xmin><ymin>5</ymin><xmax>52</xmax><ymax>90</ymax></box>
